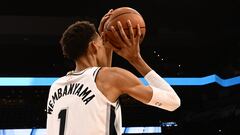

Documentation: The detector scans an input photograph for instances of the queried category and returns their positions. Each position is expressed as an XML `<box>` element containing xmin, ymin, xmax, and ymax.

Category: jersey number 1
<box><xmin>58</xmin><ymin>109</ymin><xmax>67</xmax><ymax>135</ymax></box>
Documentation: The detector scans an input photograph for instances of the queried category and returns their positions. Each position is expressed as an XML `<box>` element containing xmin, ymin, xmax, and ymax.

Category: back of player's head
<box><xmin>60</xmin><ymin>21</ymin><xmax>97</xmax><ymax>60</ymax></box>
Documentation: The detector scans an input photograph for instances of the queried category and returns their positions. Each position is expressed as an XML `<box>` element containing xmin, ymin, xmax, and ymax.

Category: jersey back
<box><xmin>46</xmin><ymin>67</ymin><xmax>122</xmax><ymax>135</ymax></box>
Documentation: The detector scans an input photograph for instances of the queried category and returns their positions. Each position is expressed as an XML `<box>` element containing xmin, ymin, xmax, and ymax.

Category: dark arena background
<box><xmin>0</xmin><ymin>0</ymin><xmax>240</xmax><ymax>135</ymax></box>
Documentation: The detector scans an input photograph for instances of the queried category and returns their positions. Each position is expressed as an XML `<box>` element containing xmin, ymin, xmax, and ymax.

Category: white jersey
<box><xmin>46</xmin><ymin>67</ymin><xmax>122</xmax><ymax>135</ymax></box>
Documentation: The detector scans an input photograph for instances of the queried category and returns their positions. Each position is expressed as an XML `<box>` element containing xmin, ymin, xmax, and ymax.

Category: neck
<box><xmin>75</xmin><ymin>55</ymin><xmax>97</xmax><ymax>72</ymax></box>
<box><xmin>75</xmin><ymin>47</ymin><xmax>114</xmax><ymax>72</ymax></box>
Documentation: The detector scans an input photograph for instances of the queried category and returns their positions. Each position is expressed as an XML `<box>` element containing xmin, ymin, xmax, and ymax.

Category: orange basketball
<box><xmin>104</xmin><ymin>7</ymin><xmax>146</xmax><ymax>47</ymax></box>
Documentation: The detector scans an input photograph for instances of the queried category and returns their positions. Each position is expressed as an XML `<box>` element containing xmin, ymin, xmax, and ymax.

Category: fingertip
<box><xmin>127</xmin><ymin>20</ymin><xmax>132</xmax><ymax>27</ymax></box>
<box><xmin>137</xmin><ymin>24</ymin><xmax>141</xmax><ymax>35</ymax></box>
<box><xmin>107</xmin><ymin>9</ymin><xmax>113</xmax><ymax>14</ymax></box>
<box><xmin>110</xmin><ymin>26</ymin><xmax>115</xmax><ymax>31</ymax></box>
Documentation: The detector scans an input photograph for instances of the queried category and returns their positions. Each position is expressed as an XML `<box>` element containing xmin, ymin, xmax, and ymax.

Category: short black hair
<box><xmin>60</xmin><ymin>21</ymin><xmax>97</xmax><ymax>60</ymax></box>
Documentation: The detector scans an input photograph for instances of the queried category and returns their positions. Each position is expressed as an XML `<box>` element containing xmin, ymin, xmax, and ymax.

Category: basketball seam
<box><xmin>106</xmin><ymin>27</ymin><xmax>145</xmax><ymax>31</ymax></box>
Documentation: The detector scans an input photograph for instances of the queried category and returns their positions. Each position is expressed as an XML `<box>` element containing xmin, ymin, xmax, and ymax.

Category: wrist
<box><xmin>127</xmin><ymin>54</ymin><xmax>142</xmax><ymax>64</ymax></box>
<box><xmin>128</xmin><ymin>55</ymin><xmax>152</xmax><ymax>76</ymax></box>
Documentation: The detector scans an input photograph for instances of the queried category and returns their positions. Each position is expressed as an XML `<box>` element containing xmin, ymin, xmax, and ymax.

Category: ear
<box><xmin>88</xmin><ymin>41</ymin><xmax>98</xmax><ymax>54</ymax></box>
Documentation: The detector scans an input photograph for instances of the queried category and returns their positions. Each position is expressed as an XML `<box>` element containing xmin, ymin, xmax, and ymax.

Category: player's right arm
<box><xmin>100</xmin><ymin>18</ymin><xmax>180</xmax><ymax>111</ymax></box>
<box><xmin>97</xmin><ymin>67</ymin><xmax>180</xmax><ymax>111</ymax></box>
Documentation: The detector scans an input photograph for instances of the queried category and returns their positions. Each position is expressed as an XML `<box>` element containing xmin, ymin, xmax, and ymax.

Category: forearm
<box><xmin>128</xmin><ymin>55</ymin><xmax>177</xmax><ymax>93</ymax></box>
<box><xmin>145</xmin><ymin>70</ymin><xmax>174</xmax><ymax>92</ymax></box>
<box><xmin>128</xmin><ymin>55</ymin><xmax>152</xmax><ymax>76</ymax></box>
<box><xmin>128</xmin><ymin>55</ymin><xmax>180</xmax><ymax>111</ymax></box>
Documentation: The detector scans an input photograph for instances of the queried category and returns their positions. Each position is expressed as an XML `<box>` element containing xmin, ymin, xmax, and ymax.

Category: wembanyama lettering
<box><xmin>47</xmin><ymin>83</ymin><xmax>95</xmax><ymax>114</ymax></box>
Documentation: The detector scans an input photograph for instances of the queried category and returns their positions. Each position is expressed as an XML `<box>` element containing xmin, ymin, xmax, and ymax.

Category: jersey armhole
<box><xmin>93</xmin><ymin>67</ymin><xmax>102</xmax><ymax>82</ymax></box>
<box><xmin>93</xmin><ymin>67</ymin><xmax>118</xmax><ymax>106</ymax></box>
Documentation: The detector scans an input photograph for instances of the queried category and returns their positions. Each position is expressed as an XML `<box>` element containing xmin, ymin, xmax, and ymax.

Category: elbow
<box><xmin>168</xmin><ymin>96</ymin><xmax>181</xmax><ymax>112</ymax></box>
<box><xmin>175</xmin><ymin>96</ymin><xmax>181</xmax><ymax>109</ymax></box>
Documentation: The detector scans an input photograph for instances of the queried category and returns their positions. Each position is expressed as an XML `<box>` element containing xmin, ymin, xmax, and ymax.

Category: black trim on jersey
<box><xmin>110</xmin><ymin>106</ymin><xmax>117</xmax><ymax>135</ymax></box>
<box><xmin>93</xmin><ymin>67</ymin><xmax>102</xmax><ymax>82</ymax></box>
<box><xmin>93</xmin><ymin>67</ymin><xmax>99</xmax><ymax>76</ymax></box>
<box><xmin>66</xmin><ymin>70</ymin><xmax>86</xmax><ymax>76</ymax></box>
<box><xmin>71</xmin><ymin>71</ymin><xmax>85</xmax><ymax>76</ymax></box>
<box><xmin>116</xmin><ymin>100</ymin><xmax>120</xmax><ymax>109</ymax></box>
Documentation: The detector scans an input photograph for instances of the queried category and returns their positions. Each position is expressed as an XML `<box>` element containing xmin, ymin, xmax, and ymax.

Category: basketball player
<box><xmin>46</xmin><ymin>10</ymin><xmax>181</xmax><ymax>135</ymax></box>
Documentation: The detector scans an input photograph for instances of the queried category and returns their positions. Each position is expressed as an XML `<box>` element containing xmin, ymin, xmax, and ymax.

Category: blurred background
<box><xmin>0</xmin><ymin>0</ymin><xmax>240</xmax><ymax>135</ymax></box>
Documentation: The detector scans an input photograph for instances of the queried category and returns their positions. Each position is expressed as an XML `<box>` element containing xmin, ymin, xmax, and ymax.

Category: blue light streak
<box><xmin>0</xmin><ymin>74</ymin><xmax>239</xmax><ymax>87</ymax></box>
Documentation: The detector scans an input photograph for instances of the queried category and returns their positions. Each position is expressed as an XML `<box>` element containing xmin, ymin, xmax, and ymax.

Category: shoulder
<box><xmin>99</xmin><ymin>67</ymin><xmax>136</xmax><ymax>80</ymax></box>
<box><xmin>101</xmin><ymin>67</ymin><xmax>129</xmax><ymax>74</ymax></box>
<box><xmin>98</xmin><ymin>67</ymin><xmax>142</xmax><ymax>89</ymax></box>
<box><xmin>96</xmin><ymin>67</ymin><xmax>149</xmax><ymax>102</ymax></box>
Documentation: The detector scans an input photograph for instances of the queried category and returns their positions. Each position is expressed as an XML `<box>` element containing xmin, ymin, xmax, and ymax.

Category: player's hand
<box><xmin>110</xmin><ymin>20</ymin><xmax>142</xmax><ymax>62</ymax></box>
<box><xmin>98</xmin><ymin>9</ymin><xmax>113</xmax><ymax>36</ymax></box>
